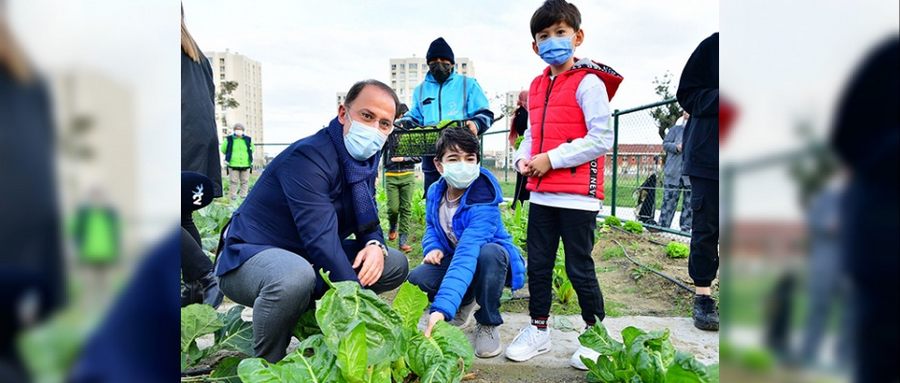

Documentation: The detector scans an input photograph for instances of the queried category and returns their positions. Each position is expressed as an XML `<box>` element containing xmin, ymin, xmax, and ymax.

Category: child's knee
<box><xmin>478</xmin><ymin>243</ymin><xmax>508</xmax><ymax>268</ymax></box>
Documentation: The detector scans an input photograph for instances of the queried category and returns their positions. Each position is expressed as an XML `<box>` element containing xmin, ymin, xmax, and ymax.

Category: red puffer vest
<box><xmin>527</xmin><ymin>59</ymin><xmax>623</xmax><ymax>199</ymax></box>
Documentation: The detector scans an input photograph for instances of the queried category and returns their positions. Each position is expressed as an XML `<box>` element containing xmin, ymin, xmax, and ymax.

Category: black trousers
<box><xmin>527</xmin><ymin>203</ymin><xmax>604</xmax><ymax>324</ymax></box>
<box><xmin>181</xmin><ymin>212</ymin><xmax>213</xmax><ymax>283</ymax></box>
<box><xmin>687</xmin><ymin>176</ymin><xmax>719</xmax><ymax>287</ymax></box>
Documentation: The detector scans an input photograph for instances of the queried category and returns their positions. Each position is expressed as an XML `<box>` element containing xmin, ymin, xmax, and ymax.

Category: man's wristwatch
<box><xmin>366</xmin><ymin>240</ymin><xmax>389</xmax><ymax>258</ymax></box>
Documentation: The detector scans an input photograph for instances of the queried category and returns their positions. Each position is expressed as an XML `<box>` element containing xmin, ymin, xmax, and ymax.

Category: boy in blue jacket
<box><xmin>408</xmin><ymin>128</ymin><xmax>526</xmax><ymax>358</ymax></box>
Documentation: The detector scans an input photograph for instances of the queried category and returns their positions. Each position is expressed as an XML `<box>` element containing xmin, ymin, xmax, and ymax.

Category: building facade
<box><xmin>205</xmin><ymin>50</ymin><xmax>264</xmax><ymax>166</ymax></box>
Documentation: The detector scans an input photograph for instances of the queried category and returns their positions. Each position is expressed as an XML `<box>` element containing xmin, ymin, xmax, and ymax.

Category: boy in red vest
<box><xmin>505</xmin><ymin>0</ymin><xmax>623</xmax><ymax>370</ymax></box>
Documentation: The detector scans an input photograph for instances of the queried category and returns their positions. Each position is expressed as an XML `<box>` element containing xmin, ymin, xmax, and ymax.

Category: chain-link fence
<box><xmin>609</xmin><ymin>98</ymin><xmax>689</xmax><ymax>236</ymax></box>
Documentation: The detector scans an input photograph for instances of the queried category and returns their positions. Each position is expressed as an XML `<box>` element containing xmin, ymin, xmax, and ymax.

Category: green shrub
<box><xmin>623</xmin><ymin>220</ymin><xmax>643</xmax><ymax>234</ymax></box>
<box><xmin>604</xmin><ymin>216</ymin><xmax>622</xmax><ymax>227</ymax></box>
<box><xmin>665</xmin><ymin>242</ymin><xmax>690</xmax><ymax>259</ymax></box>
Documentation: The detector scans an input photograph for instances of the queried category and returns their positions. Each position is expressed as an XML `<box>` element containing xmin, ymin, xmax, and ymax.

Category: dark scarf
<box><xmin>325</xmin><ymin>117</ymin><xmax>381</xmax><ymax>236</ymax></box>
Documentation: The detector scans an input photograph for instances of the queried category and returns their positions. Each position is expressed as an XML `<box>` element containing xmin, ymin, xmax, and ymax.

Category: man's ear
<box><xmin>574</xmin><ymin>29</ymin><xmax>585</xmax><ymax>48</ymax></box>
<box><xmin>434</xmin><ymin>157</ymin><xmax>444</xmax><ymax>174</ymax></box>
<box><xmin>337</xmin><ymin>104</ymin><xmax>347</xmax><ymax>125</ymax></box>
<box><xmin>532</xmin><ymin>40</ymin><xmax>539</xmax><ymax>55</ymax></box>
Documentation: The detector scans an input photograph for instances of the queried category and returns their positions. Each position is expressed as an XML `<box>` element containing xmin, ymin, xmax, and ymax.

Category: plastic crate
<box><xmin>385</xmin><ymin>120</ymin><xmax>466</xmax><ymax>157</ymax></box>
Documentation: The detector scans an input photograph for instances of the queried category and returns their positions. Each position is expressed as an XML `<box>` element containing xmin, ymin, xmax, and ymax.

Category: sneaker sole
<box><xmin>476</xmin><ymin>345</ymin><xmax>503</xmax><ymax>359</ymax></box>
<box><xmin>505</xmin><ymin>342</ymin><xmax>551</xmax><ymax>362</ymax></box>
<box><xmin>693</xmin><ymin>319</ymin><xmax>719</xmax><ymax>331</ymax></box>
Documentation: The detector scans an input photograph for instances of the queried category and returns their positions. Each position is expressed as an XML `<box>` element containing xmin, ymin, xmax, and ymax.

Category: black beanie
<box><xmin>182</xmin><ymin>171</ymin><xmax>214</xmax><ymax>213</ymax></box>
<box><xmin>426</xmin><ymin>37</ymin><xmax>455</xmax><ymax>65</ymax></box>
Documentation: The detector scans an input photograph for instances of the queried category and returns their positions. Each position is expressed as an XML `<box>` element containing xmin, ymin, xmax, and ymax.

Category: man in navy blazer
<box><xmin>215</xmin><ymin>80</ymin><xmax>409</xmax><ymax>362</ymax></box>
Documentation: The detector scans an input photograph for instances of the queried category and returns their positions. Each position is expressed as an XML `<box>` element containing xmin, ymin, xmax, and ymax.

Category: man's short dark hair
<box><xmin>530</xmin><ymin>0</ymin><xmax>581</xmax><ymax>39</ymax></box>
<box><xmin>344</xmin><ymin>79</ymin><xmax>401</xmax><ymax>115</ymax></box>
<box><xmin>434</xmin><ymin>127</ymin><xmax>481</xmax><ymax>162</ymax></box>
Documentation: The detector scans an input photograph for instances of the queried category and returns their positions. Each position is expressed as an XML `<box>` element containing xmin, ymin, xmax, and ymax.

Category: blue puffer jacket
<box><xmin>424</xmin><ymin>167</ymin><xmax>526</xmax><ymax>319</ymax></box>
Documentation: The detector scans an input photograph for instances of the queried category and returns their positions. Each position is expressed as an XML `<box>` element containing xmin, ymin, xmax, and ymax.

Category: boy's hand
<box><xmin>423</xmin><ymin>249</ymin><xmax>444</xmax><ymax>265</ymax></box>
<box><xmin>390</xmin><ymin>156</ymin><xmax>405</xmax><ymax>163</ymax></box>
<box><xmin>424</xmin><ymin>311</ymin><xmax>445</xmax><ymax>337</ymax></box>
<box><xmin>529</xmin><ymin>153</ymin><xmax>552</xmax><ymax>177</ymax></box>
<box><xmin>464</xmin><ymin>120</ymin><xmax>478</xmax><ymax>135</ymax></box>
<box><xmin>516</xmin><ymin>159</ymin><xmax>531</xmax><ymax>175</ymax></box>
<box><xmin>353</xmin><ymin>245</ymin><xmax>385</xmax><ymax>286</ymax></box>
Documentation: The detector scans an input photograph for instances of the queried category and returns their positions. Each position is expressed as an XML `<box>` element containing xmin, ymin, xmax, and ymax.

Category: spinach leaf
<box><xmin>315</xmin><ymin>271</ymin><xmax>403</xmax><ymax>366</ymax></box>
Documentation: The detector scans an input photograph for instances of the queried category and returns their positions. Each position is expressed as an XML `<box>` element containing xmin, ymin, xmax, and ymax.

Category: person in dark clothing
<box><xmin>676</xmin><ymin>32</ymin><xmax>719</xmax><ymax>331</ymax></box>
<box><xmin>396</xmin><ymin>37</ymin><xmax>495</xmax><ymax>200</ymax></box>
<box><xmin>508</xmin><ymin>91</ymin><xmax>531</xmax><ymax>209</ymax></box>
<box><xmin>181</xmin><ymin>172</ymin><xmax>223</xmax><ymax>308</ymax></box>
<box><xmin>1</xmin><ymin>16</ymin><xmax>65</xmax><ymax>381</ymax></box>
<box><xmin>385</xmin><ymin>103</ymin><xmax>421</xmax><ymax>252</ymax></box>
<box><xmin>829</xmin><ymin>36</ymin><xmax>898</xmax><ymax>383</ymax></box>
<box><xmin>179</xmin><ymin>10</ymin><xmax>224</xmax><ymax>308</ymax></box>
<box><xmin>216</xmin><ymin>80</ymin><xmax>410</xmax><ymax>362</ymax></box>
<box><xmin>181</xmin><ymin>9</ymin><xmax>222</xmax><ymax>198</ymax></box>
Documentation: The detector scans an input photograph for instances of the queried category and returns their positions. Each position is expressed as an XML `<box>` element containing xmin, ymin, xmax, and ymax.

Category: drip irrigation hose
<box><xmin>613</xmin><ymin>239</ymin><xmax>694</xmax><ymax>294</ymax></box>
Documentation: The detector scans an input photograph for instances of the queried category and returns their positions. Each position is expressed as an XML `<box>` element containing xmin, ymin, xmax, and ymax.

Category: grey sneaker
<box><xmin>449</xmin><ymin>301</ymin><xmax>476</xmax><ymax>328</ymax></box>
<box><xmin>474</xmin><ymin>324</ymin><xmax>502</xmax><ymax>358</ymax></box>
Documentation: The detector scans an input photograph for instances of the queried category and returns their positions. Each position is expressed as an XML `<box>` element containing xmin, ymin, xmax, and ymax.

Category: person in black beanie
<box><xmin>676</xmin><ymin>32</ymin><xmax>719</xmax><ymax>331</ymax></box>
<box><xmin>396</xmin><ymin>37</ymin><xmax>494</xmax><ymax>200</ymax></box>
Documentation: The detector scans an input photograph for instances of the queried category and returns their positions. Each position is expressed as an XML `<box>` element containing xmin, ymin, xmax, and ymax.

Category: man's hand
<box><xmin>464</xmin><ymin>120</ymin><xmax>478</xmax><ymax>136</ymax></box>
<box><xmin>390</xmin><ymin>156</ymin><xmax>405</xmax><ymax>163</ymax></box>
<box><xmin>529</xmin><ymin>153</ymin><xmax>552</xmax><ymax>177</ymax></box>
<box><xmin>423</xmin><ymin>249</ymin><xmax>444</xmax><ymax>265</ymax></box>
<box><xmin>353</xmin><ymin>244</ymin><xmax>385</xmax><ymax>287</ymax></box>
<box><xmin>424</xmin><ymin>311</ymin><xmax>445</xmax><ymax>337</ymax></box>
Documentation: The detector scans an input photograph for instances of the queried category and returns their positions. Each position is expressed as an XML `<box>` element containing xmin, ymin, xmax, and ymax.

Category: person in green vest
<box><xmin>72</xmin><ymin>191</ymin><xmax>121</xmax><ymax>266</ymax></box>
<box><xmin>220</xmin><ymin>123</ymin><xmax>254</xmax><ymax>200</ymax></box>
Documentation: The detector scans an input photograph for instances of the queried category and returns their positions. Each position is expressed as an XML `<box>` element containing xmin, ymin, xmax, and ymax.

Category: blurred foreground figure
<box><xmin>0</xmin><ymin>9</ymin><xmax>65</xmax><ymax>382</ymax></box>
<box><xmin>829</xmin><ymin>36</ymin><xmax>899</xmax><ymax>383</ymax></box>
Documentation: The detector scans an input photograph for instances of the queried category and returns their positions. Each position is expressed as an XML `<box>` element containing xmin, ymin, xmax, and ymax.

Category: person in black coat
<box><xmin>676</xmin><ymin>32</ymin><xmax>719</xmax><ymax>331</ymax></box>
<box><xmin>179</xmin><ymin>10</ymin><xmax>223</xmax><ymax>307</ymax></box>
<box><xmin>508</xmin><ymin>91</ymin><xmax>531</xmax><ymax>210</ymax></box>
<box><xmin>0</xmin><ymin>20</ymin><xmax>65</xmax><ymax>380</ymax></box>
<box><xmin>829</xmin><ymin>36</ymin><xmax>898</xmax><ymax>383</ymax></box>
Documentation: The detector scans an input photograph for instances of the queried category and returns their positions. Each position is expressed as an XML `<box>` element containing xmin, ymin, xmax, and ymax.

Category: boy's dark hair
<box><xmin>434</xmin><ymin>127</ymin><xmax>481</xmax><ymax>162</ymax></box>
<box><xmin>344</xmin><ymin>79</ymin><xmax>401</xmax><ymax>115</ymax></box>
<box><xmin>530</xmin><ymin>0</ymin><xmax>581</xmax><ymax>39</ymax></box>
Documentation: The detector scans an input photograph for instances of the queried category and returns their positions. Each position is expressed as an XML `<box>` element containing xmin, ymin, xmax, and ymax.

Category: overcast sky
<box><xmin>184</xmin><ymin>0</ymin><xmax>719</xmax><ymax>153</ymax></box>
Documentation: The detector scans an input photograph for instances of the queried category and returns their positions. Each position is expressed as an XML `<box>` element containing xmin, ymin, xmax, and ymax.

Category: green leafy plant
<box><xmin>623</xmin><ymin>220</ymin><xmax>644</xmax><ymax>234</ymax></box>
<box><xmin>604</xmin><ymin>216</ymin><xmax>623</xmax><ymax>228</ymax></box>
<box><xmin>501</xmin><ymin>201</ymin><xmax>528</xmax><ymax>254</ymax></box>
<box><xmin>578</xmin><ymin>322</ymin><xmax>718</xmax><ymax>383</ymax></box>
<box><xmin>552</xmin><ymin>245</ymin><xmax>576</xmax><ymax>305</ymax></box>
<box><xmin>238</xmin><ymin>274</ymin><xmax>474</xmax><ymax>383</ymax></box>
<box><xmin>665</xmin><ymin>242</ymin><xmax>689</xmax><ymax>259</ymax></box>
<box><xmin>181</xmin><ymin>304</ymin><xmax>253</xmax><ymax>371</ymax></box>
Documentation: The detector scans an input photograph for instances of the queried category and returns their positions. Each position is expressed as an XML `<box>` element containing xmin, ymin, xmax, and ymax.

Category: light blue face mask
<box><xmin>442</xmin><ymin>161</ymin><xmax>480</xmax><ymax>189</ymax></box>
<box><xmin>343</xmin><ymin>113</ymin><xmax>387</xmax><ymax>161</ymax></box>
<box><xmin>537</xmin><ymin>35</ymin><xmax>575</xmax><ymax>66</ymax></box>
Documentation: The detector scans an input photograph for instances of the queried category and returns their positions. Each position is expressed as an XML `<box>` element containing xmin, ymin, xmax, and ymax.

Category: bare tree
<box><xmin>216</xmin><ymin>80</ymin><xmax>240</xmax><ymax>129</ymax></box>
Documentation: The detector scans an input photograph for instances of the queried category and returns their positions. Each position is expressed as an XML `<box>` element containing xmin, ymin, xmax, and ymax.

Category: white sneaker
<box><xmin>569</xmin><ymin>346</ymin><xmax>601</xmax><ymax>370</ymax></box>
<box><xmin>504</xmin><ymin>325</ymin><xmax>551</xmax><ymax>362</ymax></box>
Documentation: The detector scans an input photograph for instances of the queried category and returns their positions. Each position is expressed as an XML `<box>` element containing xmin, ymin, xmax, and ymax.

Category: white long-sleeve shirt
<box><xmin>515</xmin><ymin>66</ymin><xmax>613</xmax><ymax>212</ymax></box>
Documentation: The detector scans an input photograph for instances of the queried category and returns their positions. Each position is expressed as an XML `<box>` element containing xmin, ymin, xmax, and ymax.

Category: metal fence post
<box><xmin>611</xmin><ymin>110</ymin><xmax>620</xmax><ymax>217</ymax></box>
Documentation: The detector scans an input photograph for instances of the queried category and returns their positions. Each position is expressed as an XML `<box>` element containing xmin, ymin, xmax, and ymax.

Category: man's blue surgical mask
<box><xmin>537</xmin><ymin>35</ymin><xmax>575</xmax><ymax>66</ymax></box>
<box><xmin>344</xmin><ymin>113</ymin><xmax>387</xmax><ymax>161</ymax></box>
<box><xmin>442</xmin><ymin>162</ymin><xmax>480</xmax><ymax>189</ymax></box>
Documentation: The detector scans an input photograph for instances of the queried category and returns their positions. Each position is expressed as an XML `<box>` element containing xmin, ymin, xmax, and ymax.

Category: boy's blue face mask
<box><xmin>537</xmin><ymin>35</ymin><xmax>575</xmax><ymax>66</ymax></box>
